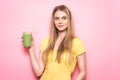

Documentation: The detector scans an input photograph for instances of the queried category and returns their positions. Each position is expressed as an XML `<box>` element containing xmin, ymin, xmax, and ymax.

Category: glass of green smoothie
<box><xmin>23</xmin><ymin>32</ymin><xmax>32</xmax><ymax>48</ymax></box>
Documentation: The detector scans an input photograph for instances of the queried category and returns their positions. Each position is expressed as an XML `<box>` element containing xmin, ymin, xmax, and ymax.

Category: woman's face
<box><xmin>54</xmin><ymin>10</ymin><xmax>69</xmax><ymax>32</ymax></box>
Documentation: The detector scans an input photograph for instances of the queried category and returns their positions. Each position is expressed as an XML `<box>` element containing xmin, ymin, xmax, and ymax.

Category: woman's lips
<box><xmin>58</xmin><ymin>25</ymin><xmax>64</xmax><ymax>27</ymax></box>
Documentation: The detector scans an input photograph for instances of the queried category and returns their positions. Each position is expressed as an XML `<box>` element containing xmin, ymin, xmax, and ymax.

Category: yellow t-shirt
<box><xmin>40</xmin><ymin>37</ymin><xmax>86</xmax><ymax>80</ymax></box>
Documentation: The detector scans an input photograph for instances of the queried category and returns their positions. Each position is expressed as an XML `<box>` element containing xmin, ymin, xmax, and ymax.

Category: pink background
<box><xmin>0</xmin><ymin>0</ymin><xmax>120</xmax><ymax>80</ymax></box>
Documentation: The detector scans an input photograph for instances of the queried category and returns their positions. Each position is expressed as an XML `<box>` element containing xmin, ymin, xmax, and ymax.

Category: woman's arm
<box><xmin>76</xmin><ymin>53</ymin><xmax>86</xmax><ymax>80</ymax></box>
<box><xmin>29</xmin><ymin>46</ymin><xmax>44</xmax><ymax>77</ymax></box>
<box><xmin>22</xmin><ymin>33</ymin><xmax>44</xmax><ymax>77</ymax></box>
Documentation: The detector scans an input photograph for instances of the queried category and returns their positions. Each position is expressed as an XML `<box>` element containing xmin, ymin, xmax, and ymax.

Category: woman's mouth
<box><xmin>58</xmin><ymin>25</ymin><xmax>64</xmax><ymax>28</ymax></box>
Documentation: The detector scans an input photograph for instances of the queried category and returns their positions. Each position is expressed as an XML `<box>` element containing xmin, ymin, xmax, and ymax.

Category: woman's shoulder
<box><xmin>72</xmin><ymin>37</ymin><xmax>85</xmax><ymax>48</ymax></box>
<box><xmin>40</xmin><ymin>37</ymin><xmax>49</xmax><ymax>51</ymax></box>
<box><xmin>40</xmin><ymin>36</ymin><xmax>50</xmax><ymax>46</ymax></box>
<box><xmin>72</xmin><ymin>37</ymin><xmax>83</xmax><ymax>43</ymax></box>
<box><xmin>42</xmin><ymin>36</ymin><xmax>49</xmax><ymax>42</ymax></box>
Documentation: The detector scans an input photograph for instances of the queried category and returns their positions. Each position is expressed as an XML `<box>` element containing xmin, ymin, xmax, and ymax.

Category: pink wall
<box><xmin>0</xmin><ymin>0</ymin><xmax>120</xmax><ymax>80</ymax></box>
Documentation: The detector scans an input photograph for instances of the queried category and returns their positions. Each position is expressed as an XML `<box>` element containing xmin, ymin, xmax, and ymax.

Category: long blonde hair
<box><xmin>42</xmin><ymin>5</ymin><xmax>75</xmax><ymax>65</ymax></box>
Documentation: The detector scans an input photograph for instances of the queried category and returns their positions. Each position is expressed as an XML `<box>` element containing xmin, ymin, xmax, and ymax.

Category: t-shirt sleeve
<box><xmin>73</xmin><ymin>38</ymin><xmax>86</xmax><ymax>57</ymax></box>
<box><xmin>40</xmin><ymin>37</ymin><xmax>49</xmax><ymax>53</ymax></box>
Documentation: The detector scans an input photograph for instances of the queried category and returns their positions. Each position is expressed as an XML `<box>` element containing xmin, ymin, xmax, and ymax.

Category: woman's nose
<box><xmin>59</xmin><ymin>19</ymin><xmax>62</xmax><ymax>24</ymax></box>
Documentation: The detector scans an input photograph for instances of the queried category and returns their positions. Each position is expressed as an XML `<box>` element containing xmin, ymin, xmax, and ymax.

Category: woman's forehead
<box><xmin>54</xmin><ymin>10</ymin><xmax>67</xmax><ymax>17</ymax></box>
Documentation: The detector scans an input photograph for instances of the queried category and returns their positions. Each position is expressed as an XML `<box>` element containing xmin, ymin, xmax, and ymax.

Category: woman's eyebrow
<box><xmin>54</xmin><ymin>15</ymin><xmax>67</xmax><ymax>19</ymax></box>
<box><xmin>62</xmin><ymin>16</ymin><xmax>67</xmax><ymax>17</ymax></box>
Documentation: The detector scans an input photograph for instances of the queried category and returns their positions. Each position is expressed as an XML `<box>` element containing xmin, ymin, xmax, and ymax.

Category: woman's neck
<box><xmin>58</xmin><ymin>31</ymin><xmax>66</xmax><ymax>40</ymax></box>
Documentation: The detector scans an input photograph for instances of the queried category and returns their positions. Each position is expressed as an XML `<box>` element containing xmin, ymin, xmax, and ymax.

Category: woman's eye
<box><xmin>54</xmin><ymin>17</ymin><xmax>59</xmax><ymax>20</ymax></box>
<box><xmin>62</xmin><ymin>17</ymin><xmax>66</xmax><ymax>20</ymax></box>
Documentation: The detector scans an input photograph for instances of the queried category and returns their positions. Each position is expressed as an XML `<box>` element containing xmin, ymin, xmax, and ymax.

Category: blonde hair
<box><xmin>42</xmin><ymin>5</ymin><xmax>75</xmax><ymax>65</ymax></box>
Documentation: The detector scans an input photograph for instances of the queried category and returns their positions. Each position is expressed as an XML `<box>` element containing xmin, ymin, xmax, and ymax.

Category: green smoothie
<box><xmin>23</xmin><ymin>32</ymin><xmax>32</xmax><ymax>48</ymax></box>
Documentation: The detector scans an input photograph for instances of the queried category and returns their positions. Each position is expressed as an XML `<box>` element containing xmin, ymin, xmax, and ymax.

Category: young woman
<box><xmin>23</xmin><ymin>5</ymin><xmax>86</xmax><ymax>80</ymax></box>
